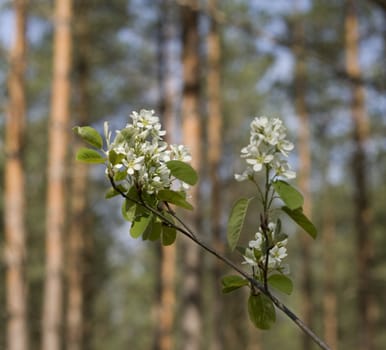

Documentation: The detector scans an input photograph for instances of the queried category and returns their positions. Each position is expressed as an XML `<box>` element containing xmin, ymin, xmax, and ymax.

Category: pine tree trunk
<box><xmin>155</xmin><ymin>1</ymin><xmax>177</xmax><ymax>349</ymax></box>
<box><xmin>344</xmin><ymin>1</ymin><xmax>376</xmax><ymax>349</ymax></box>
<box><xmin>206</xmin><ymin>1</ymin><xmax>225</xmax><ymax>349</ymax></box>
<box><xmin>322</xmin><ymin>203</ymin><xmax>338</xmax><ymax>350</ymax></box>
<box><xmin>4</xmin><ymin>1</ymin><xmax>29</xmax><ymax>349</ymax></box>
<box><xmin>293</xmin><ymin>13</ymin><xmax>314</xmax><ymax>350</ymax></box>
<box><xmin>66</xmin><ymin>2</ymin><xmax>89</xmax><ymax>349</ymax></box>
<box><xmin>180</xmin><ymin>2</ymin><xmax>202</xmax><ymax>349</ymax></box>
<box><xmin>42</xmin><ymin>1</ymin><xmax>73</xmax><ymax>349</ymax></box>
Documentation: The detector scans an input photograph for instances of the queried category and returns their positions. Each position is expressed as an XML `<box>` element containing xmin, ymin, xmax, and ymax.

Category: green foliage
<box><xmin>130</xmin><ymin>212</ymin><xmax>153</xmax><ymax>238</ymax></box>
<box><xmin>73</xmin><ymin>126</ymin><xmax>103</xmax><ymax>149</ymax></box>
<box><xmin>281</xmin><ymin>206</ymin><xmax>317</xmax><ymax>239</ymax></box>
<box><xmin>143</xmin><ymin>218</ymin><xmax>162</xmax><ymax>241</ymax></box>
<box><xmin>166</xmin><ymin>160</ymin><xmax>198</xmax><ymax>185</ymax></box>
<box><xmin>221</xmin><ymin>275</ymin><xmax>249</xmax><ymax>293</ymax></box>
<box><xmin>248</xmin><ymin>293</ymin><xmax>276</xmax><ymax>330</ymax></box>
<box><xmin>273</xmin><ymin>180</ymin><xmax>304</xmax><ymax>210</ymax></box>
<box><xmin>157</xmin><ymin>189</ymin><xmax>193</xmax><ymax>210</ymax></box>
<box><xmin>161</xmin><ymin>224</ymin><xmax>177</xmax><ymax>246</ymax></box>
<box><xmin>75</xmin><ymin>147</ymin><xmax>105</xmax><ymax>164</ymax></box>
<box><xmin>268</xmin><ymin>274</ymin><xmax>293</xmax><ymax>295</ymax></box>
<box><xmin>227</xmin><ymin>197</ymin><xmax>252</xmax><ymax>251</ymax></box>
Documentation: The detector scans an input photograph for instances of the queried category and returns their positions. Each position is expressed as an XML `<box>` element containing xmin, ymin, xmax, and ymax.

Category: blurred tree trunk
<box><xmin>4</xmin><ymin>1</ymin><xmax>29</xmax><ymax>349</ymax></box>
<box><xmin>66</xmin><ymin>1</ymin><xmax>90</xmax><ymax>350</ymax></box>
<box><xmin>42</xmin><ymin>1</ymin><xmax>73</xmax><ymax>350</ymax></box>
<box><xmin>154</xmin><ymin>1</ymin><xmax>177</xmax><ymax>349</ymax></box>
<box><xmin>206</xmin><ymin>1</ymin><xmax>225</xmax><ymax>349</ymax></box>
<box><xmin>344</xmin><ymin>1</ymin><xmax>376</xmax><ymax>349</ymax></box>
<box><xmin>180</xmin><ymin>2</ymin><xmax>203</xmax><ymax>349</ymax></box>
<box><xmin>322</xmin><ymin>201</ymin><xmax>338</xmax><ymax>350</ymax></box>
<box><xmin>293</xmin><ymin>12</ymin><xmax>314</xmax><ymax>350</ymax></box>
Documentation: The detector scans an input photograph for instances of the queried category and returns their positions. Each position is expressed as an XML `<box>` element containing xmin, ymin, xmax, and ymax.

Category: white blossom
<box><xmin>235</xmin><ymin>116</ymin><xmax>296</xmax><ymax>180</ymax></box>
<box><xmin>105</xmin><ymin>109</ymin><xmax>192</xmax><ymax>195</ymax></box>
<box><xmin>242</xmin><ymin>221</ymin><xmax>289</xmax><ymax>273</ymax></box>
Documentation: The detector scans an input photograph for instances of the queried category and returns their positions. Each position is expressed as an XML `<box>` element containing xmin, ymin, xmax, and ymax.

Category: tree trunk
<box><xmin>206</xmin><ymin>1</ymin><xmax>225</xmax><ymax>349</ymax></box>
<box><xmin>293</xmin><ymin>12</ymin><xmax>314</xmax><ymax>350</ymax></box>
<box><xmin>344</xmin><ymin>1</ymin><xmax>376</xmax><ymax>349</ymax></box>
<box><xmin>66</xmin><ymin>2</ymin><xmax>89</xmax><ymax>349</ymax></box>
<box><xmin>4</xmin><ymin>1</ymin><xmax>29</xmax><ymax>349</ymax></box>
<box><xmin>154</xmin><ymin>1</ymin><xmax>177</xmax><ymax>349</ymax></box>
<box><xmin>322</xmin><ymin>202</ymin><xmax>338</xmax><ymax>350</ymax></box>
<box><xmin>42</xmin><ymin>1</ymin><xmax>73</xmax><ymax>349</ymax></box>
<box><xmin>180</xmin><ymin>2</ymin><xmax>202</xmax><ymax>350</ymax></box>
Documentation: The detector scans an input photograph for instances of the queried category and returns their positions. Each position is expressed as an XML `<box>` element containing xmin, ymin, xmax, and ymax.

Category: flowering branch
<box><xmin>74</xmin><ymin>109</ymin><xmax>329</xmax><ymax>350</ymax></box>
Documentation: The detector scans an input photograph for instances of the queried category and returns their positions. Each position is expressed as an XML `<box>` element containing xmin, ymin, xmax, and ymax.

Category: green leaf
<box><xmin>248</xmin><ymin>293</ymin><xmax>276</xmax><ymax>330</ymax></box>
<box><xmin>114</xmin><ymin>170</ymin><xmax>127</xmax><ymax>182</ymax></box>
<box><xmin>143</xmin><ymin>218</ymin><xmax>162</xmax><ymax>241</ymax></box>
<box><xmin>273</xmin><ymin>180</ymin><xmax>303</xmax><ymax>210</ymax></box>
<box><xmin>157</xmin><ymin>189</ymin><xmax>193</xmax><ymax>210</ymax></box>
<box><xmin>268</xmin><ymin>274</ymin><xmax>293</xmax><ymax>295</ymax></box>
<box><xmin>161</xmin><ymin>225</ymin><xmax>177</xmax><ymax>246</ymax></box>
<box><xmin>75</xmin><ymin>147</ymin><xmax>105</xmax><ymax>164</ymax></box>
<box><xmin>166</xmin><ymin>160</ymin><xmax>198</xmax><ymax>186</ymax></box>
<box><xmin>73</xmin><ymin>126</ymin><xmax>103</xmax><ymax>149</ymax></box>
<box><xmin>121</xmin><ymin>199</ymin><xmax>137</xmax><ymax>222</ymax></box>
<box><xmin>227</xmin><ymin>198</ymin><xmax>252</xmax><ymax>251</ymax></box>
<box><xmin>281</xmin><ymin>206</ymin><xmax>317</xmax><ymax>239</ymax></box>
<box><xmin>108</xmin><ymin>149</ymin><xmax>125</xmax><ymax>166</ymax></box>
<box><xmin>105</xmin><ymin>185</ymin><xmax>126</xmax><ymax>199</ymax></box>
<box><xmin>130</xmin><ymin>213</ymin><xmax>153</xmax><ymax>238</ymax></box>
<box><xmin>221</xmin><ymin>275</ymin><xmax>249</xmax><ymax>293</ymax></box>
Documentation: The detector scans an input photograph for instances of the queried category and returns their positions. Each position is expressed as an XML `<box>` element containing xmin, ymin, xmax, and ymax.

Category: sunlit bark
<box><xmin>180</xmin><ymin>2</ymin><xmax>203</xmax><ymax>349</ymax></box>
<box><xmin>207</xmin><ymin>1</ymin><xmax>225</xmax><ymax>349</ymax></box>
<box><xmin>43</xmin><ymin>1</ymin><xmax>73</xmax><ymax>349</ymax></box>
<box><xmin>155</xmin><ymin>1</ymin><xmax>177</xmax><ymax>349</ymax></box>
<box><xmin>4</xmin><ymin>1</ymin><xmax>29</xmax><ymax>349</ymax></box>
<box><xmin>66</xmin><ymin>2</ymin><xmax>90</xmax><ymax>349</ymax></box>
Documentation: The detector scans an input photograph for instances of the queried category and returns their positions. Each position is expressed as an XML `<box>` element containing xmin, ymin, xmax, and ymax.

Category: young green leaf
<box><xmin>130</xmin><ymin>213</ymin><xmax>153</xmax><ymax>238</ymax></box>
<box><xmin>105</xmin><ymin>184</ymin><xmax>127</xmax><ymax>199</ymax></box>
<box><xmin>268</xmin><ymin>274</ymin><xmax>293</xmax><ymax>295</ymax></box>
<box><xmin>73</xmin><ymin>126</ymin><xmax>103</xmax><ymax>149</ymax></box>
<box><xmin>166</xmin><ymin>160</ymin><xmax>198</xmax><ymax>186</ymax></box>
<box><xmin>108</xmin><ymin>149</ymin><xmax>125</xmax><ymax>166</ymax></box>
<box><xmin>248</xmin><ymin>293</ymin><xmax>276</xmax><ymax>330</ymax></box>
<box><xmin>75</xmin><ymin>147</ymin><xmax>105</xmax><ymax>164</ymax></box>
<box><xmin>273</xmin><ymin>180</ymin><xmax>303</xmax><ymax>210</ymax></box>
<box><xmin>227</xmin><ymin>198</ymin><xmax>252</xmax><ymax>251</ymax></box>
<box><xmin>143</xmin><ymin>218</ymin><xmax>162</xmax><ymax>241</ymax></box>
<box><xmin>157</xmin><ymin>189</ymin><xmax>193</xmax><ymax>210</ymax></box>
<box><xmin>121</xmin><ymin>199</ymin><xmax>136</xmax><ymax>222</ymax></box>
<box><xmin>281</xmin><ymin>206</ymin><xmax>317</xmax><ymax>239</ymax></box>
<box><xmin>221</xmin><ymin>275</ymin><xmax>249</xmax><ymax>293</ymax></box>
<box><xmin>161</xmin><ymin>225</ymin><xmax>177</xmax><ymax>246</ymax></box>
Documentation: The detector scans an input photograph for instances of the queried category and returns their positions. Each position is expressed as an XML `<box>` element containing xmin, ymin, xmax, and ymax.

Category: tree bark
<box><xmin>344</xmin><ymin>1</ymin><xmax>376</xmax><ymax>349</ymax></box>
<box><xmin>42</xmin><ymin>1</ymin><xmax>73</xmax><ymax>349</ymax></box>
<box><xmin>180</xmin><ymin>2</ymin><xmax>203</xmax><ymax>349</ymax></box>
<box><xmin>4</xmin><ymin>1</ymin><xmax>29</xmax><ymax>349</ymax></box>
<box><xmin>322</xmin><ymin>203</ymin><xmax>338</xmax><ymax>350</ymax></box>
<box><xmin>66</xmin><ymin>2</ymin><xmax>89</xmax><ymax>349</ymax></box>
<box><xmin>154</xmin><ymin>1</ymin><xmax>177</xmax><ymax>349</ymax></box>
<box><xmin>293</xmin><ymin>12</ymin><xmax>314</xmax><ymax>350</ymax></box>
<box><xmin>206</xmin><ymin>1</ymin><xmax>225</xmax><ymax>349</ymax></box>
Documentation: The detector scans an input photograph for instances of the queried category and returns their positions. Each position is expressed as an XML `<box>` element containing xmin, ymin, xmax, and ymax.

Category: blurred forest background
<box><xmin>1</xmin><ymin>0</ymin><xmax>386</xmax><ymax>349</ymax></box>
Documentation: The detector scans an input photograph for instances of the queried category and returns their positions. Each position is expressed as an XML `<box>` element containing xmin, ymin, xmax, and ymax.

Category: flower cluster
<box><xmin>235</xmin><ymin>116</ymin><xmax>296</xmax><ymax>181</ymax></box>
<box><xmin>242</xmin><ymin>222</ymin><xmax>289</xmax><ymax>274</ymax></box>
<box><xmin>105</xmin><ymin>109</ymin><xmax>191</xmax><ymax>194</ymax></box>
